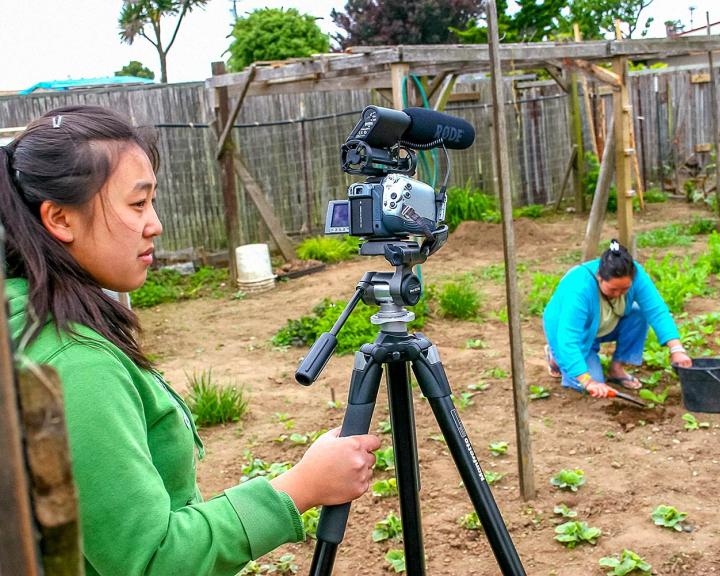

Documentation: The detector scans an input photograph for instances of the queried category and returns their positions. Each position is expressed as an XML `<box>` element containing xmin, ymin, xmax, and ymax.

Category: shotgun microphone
<box><xmin>400</xmin><ymin>107</ymin><xmax>475</xmax><ymax>150</ymax></box>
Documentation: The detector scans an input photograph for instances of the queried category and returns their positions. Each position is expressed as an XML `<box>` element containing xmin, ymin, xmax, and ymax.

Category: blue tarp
<box><xmin>20</xmin><ymin>76</ymin><xmax>154</xmax><ymax>95</ymax></box>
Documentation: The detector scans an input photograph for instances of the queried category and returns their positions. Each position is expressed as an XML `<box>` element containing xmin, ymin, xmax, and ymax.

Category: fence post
<box><xmin>0</xmin><ymin>226</ymin><xmax>41</xmax><ymax>575</ymax></box>
<box><xmin>708</xmin><ymin>13</ymin><xmax>720</xmax><ymax>225</ymax></box>
<box><xmin>486</xmin><ymin>0</ymin><xmax>536</xmax><ymax>501</ymax></box>
<box><xmin>211</xmin><ymin>61</ymin><xmax>241</xmax><ymax>283</ymax></box>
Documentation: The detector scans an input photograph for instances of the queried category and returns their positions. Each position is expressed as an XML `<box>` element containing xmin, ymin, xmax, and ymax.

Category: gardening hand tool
<box><xmin>607</xmin><ymin>387</ymin><xmax>645</xmax><ymax>407</ymax></box>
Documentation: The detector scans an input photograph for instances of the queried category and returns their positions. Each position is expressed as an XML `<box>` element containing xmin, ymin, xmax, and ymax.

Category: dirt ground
<box><xmin>140</xmin><ymin>200</ymin><xmax>720</xmax><ymax>576</ymax></box>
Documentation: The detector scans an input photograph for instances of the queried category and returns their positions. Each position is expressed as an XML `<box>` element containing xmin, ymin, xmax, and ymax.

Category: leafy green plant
<box><xmin>700</xmin><ymin>230</ymin><xmax>720</xmax><ymax>273</ymax></box>
<box><xmin>185</xmin><ymin>370</ymin><xmax>248</xmax><ymax>427</ymax></box>
<box><xmin>488</xmin><ymin>441</ymin><xmax>509</xmax><ymax>456</ymax></box>
<box><xmin>636</xmin><ymin>224</ymin><xmax>693</xmax><ymax>248</ymax></box>
<box><xmin>550</xmin><ymin>469</ymin><xmax>586</xmax><ymax>491</ymax></box>
<box><xmin>374</xmin><ymin>446</ymin><xmax>395</xmax><ymax>471</ymax></box>
<box><xmin>553</xmin><ymin>504</ymin><xmax>577</xmax><ymax>518</ymax></box>
<box><xmin>484</xmin><ymin>470</ymin><xmax>504</xmax><ymax>485</ymax></box>
<box><xmin>385</xmin><ymin>549</ymin><xmax>406</xmax><ymax>573</ymax></box>
<box><xmin>373</xmin><ymin>512</ymin><xmax>403</xmax><ymax>542</ymax></box>
<box><xmin>458</xmin><ymin>511</ymin><xmax>483</xmax><ymax>530</ymax></box>
<box><xmin>682</xmin><ymin>413</ymin><xmax>710</xmax><ymax>430</ymax></box>
<box><xmin>599</xmin><ymin>549</ymin><xmax>652</xmax><ymax>575</ymax></box>
<box><xmin>651</xmin><ymin>505</ymin><xmax>687</xmax><ymax>531</ymax></box>
<box><xmin>301</xmin><ymin>507</ymin><xmax>319</xmax><ymax>539</ymax></box>
<box><xmin>254</xmin><ymin>553</ymin><xmax>298</xmax><ymax>575</ymax></box>
<box><xmin>132</xmin><ymin>266</ymin><xmax>230</xmax><ymax>308</ymax></box>
<box><xmin>513</xmin><ymin>204</ymin><xmax>544</xmax><ymax>219</ymax></box>
<box><xmin>529</xmin><ymin>385</ymin><xmax>550</xmax><ymax>400</ymax></box>
<box><xmin>437</xmin><ymin>278</ymin><xmax>481</xmax><ymax>320</ymax></box>
<box><xmin>272</xmin><ymin>297</ymin><xmax>428</xmax><ymax>354</ymax></box>
<box><xmin>525</xmin><ymin>272</ymin><xmax>561</xmax><ymax>316</ymax></box>
<box><xmin>484</xmin><ymin>367</ymin><xmax>508</xmax><ymax>379</ymax></box>
<box><xmin>638</xmin><ymin>386</ymin><xmax>669</xmax><ymax>407</ymax></box>
<box><xmin>554</xmin><ymin>520</ymin><xmax>601</xmax><ymax>548</ymax></box>
<box><xmin>377</xmin><ymin>419</ymin><xmax>392</xmax><ymax>434</ymax></box>
<box><xmin>372</xmin><ymin>478</ymin><xmax>398</xmax><ymax>497</ymax></box>
<box><xmin>456</xmin><ymin>391</ymin><xmax>477</xmax><ymax>410</ymax></box>
<box><xmin>688</xmin><ymin>217</ymin><xmax>716</xmax><ymax>235</ymax></box>
<box><xmin>444</xmin><ymin>186</ymin><xmax>500</xmax><ymax>231</ymax></box>
<box><xmin>273</xmin><ymin>412</ymin><xmax>294</xmax><ymax>430</ymax></box>
<box><xmin>469</xmin><ymin>382</ymin><xmax>490</xmax><ymax>392</ymax></box>
<box><xmin>643</xmin><ymin>187</ymin><xmax>668</xmax><ymax>204</ymax></box>
<box><xmin>644</xmin><ymin>255</ymin><xmax>711</xmax><ymax>313</ymax></box>
<box><xmin>466</xmin><ymin>338</ymin><xmax>487</xmax><ymax>349</ymax></box>
<box><xmin>295</xmin><ymin>235</ymin><xmax>360</xmax><ymax>263</ymax></box>
<box><xmin>240</xmin><ymin>451</ymin><xmax>291</xmax><ymax>482</ymax></box>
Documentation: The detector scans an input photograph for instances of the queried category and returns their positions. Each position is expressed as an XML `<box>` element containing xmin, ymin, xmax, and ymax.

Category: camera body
<box><xmin>325</xmin><ymin>174</ymin><xmax>443</xmax><ymax>238</ymax></box>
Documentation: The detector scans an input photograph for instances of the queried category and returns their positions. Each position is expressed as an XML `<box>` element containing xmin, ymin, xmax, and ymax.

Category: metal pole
<box><xmin>485</xmin><ymin>0</ymin><xmax>536</xmax><ymax>501</ymax></box>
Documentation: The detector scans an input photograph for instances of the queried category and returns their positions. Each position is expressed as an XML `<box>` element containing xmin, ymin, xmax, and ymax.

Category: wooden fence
<box><xmin>0</xmin><ymin>63</ymin><xmax>717</xmax><ymax>254</ymax></box>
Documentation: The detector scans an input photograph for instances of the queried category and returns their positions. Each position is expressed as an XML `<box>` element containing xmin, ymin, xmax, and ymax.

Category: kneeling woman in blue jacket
<box><xmin>543</xmin><ymin>240</ymin><xmax>692</xmax><ymax>398</ymax></box>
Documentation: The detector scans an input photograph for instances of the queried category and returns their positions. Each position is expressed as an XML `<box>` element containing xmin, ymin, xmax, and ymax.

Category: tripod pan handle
<box><xmin>296</xmin><ymin>332</ymin><xmax>338</xmax><ymax>386</ymax></box>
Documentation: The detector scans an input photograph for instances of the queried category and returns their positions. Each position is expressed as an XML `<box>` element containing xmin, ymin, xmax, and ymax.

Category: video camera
<box><xmin>325</xmin><ymin>106</ymin><xmax>475</xmax><ymax>242</ymax></box>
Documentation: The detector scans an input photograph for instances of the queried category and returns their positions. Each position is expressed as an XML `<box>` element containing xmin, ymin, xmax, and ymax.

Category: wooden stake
<box><xmin>486</xmin><ymin>0</ymin><xmax>535</xmax><ymax>501</ymax></box>
<box><xmin>391</xmin><ymin>63</ymin><xmax>410</xmax><ymax>110</ymax></box>
<box><xmin>554</xmin><ymin>145</ymin><xmax>578</xmax><ymax>212</ymax></box>
<box><xmin>612</xmin><ymin>53</ymin><xmax>635</xmax><ymax>248</ymax></box>
<box><xmin>583</xmin><ymin>115</ymin><xmax>616</xmax><ymax>260</ymax></box>
<box><xmin>708</xmin><ymin>12</ymin><xmax>720</xmax><ymax>226</ymax></box>
<box><xmin>574</xmin><ymin>25</ymin><xmax>599</xmax><ymax>158</ymax></box>
<box><xmin>212</xmin><ymin>61</ymin><xmax>242</xmax><ymax>283</ymax></box>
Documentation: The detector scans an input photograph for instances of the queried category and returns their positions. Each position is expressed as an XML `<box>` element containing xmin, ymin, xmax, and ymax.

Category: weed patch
<box><xmin>437</xmin><ymin>279</ymin><xmax>481</xmax><ymax>320</ymax></box>
<box><xmin>132</xmin><ymin>266</ymin><xmax>229</xmax><ymax>308</ymax></box>
<box><xmin>185</xmin><ymin>370</ymin><xmax>248</xmax><ymax>427</ymax></box>
<box><xmin>296</xmin><ymin>235</ymin><xmax>360</xmax><ymax>263</ymax></box>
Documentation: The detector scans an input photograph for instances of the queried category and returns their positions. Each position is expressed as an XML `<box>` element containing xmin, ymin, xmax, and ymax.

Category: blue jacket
<box><xmin>543</xmin><ymin>259</ymin><xmax>679</xmax><ymax>378</ymax></box>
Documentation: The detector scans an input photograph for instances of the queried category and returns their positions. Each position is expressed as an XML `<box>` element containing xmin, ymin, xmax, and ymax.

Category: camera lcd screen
<box><xmin>331</xmin><ymin>202</ymin><xmax>349</xmax><ymax>228</ymax></box>
<box><xmin>324</xmin><ymin>200</ymin><xmax>350</xmax><ymax>234</ymax></box>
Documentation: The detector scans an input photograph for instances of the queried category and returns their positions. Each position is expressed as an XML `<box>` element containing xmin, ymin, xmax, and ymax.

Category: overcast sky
<box><xmin>0</xmin><ymin>0</ymin><xmax>717</xmax><ymax>91</ymax></box>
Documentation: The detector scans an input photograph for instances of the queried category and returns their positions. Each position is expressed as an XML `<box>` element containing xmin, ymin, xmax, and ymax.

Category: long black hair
<box><xmin>598</xmin><ymin>239</ymin><xmax>635</xmax><ymax>281</ymax></box>
<box><xmin>0</xmin><ymin>105</ymin><xmax>159</xmax><ymax>369</ymax></box>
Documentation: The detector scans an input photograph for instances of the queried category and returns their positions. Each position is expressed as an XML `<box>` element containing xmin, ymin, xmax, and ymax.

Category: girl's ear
<box><xmin>39</xmin><ymin>200</ymin><xmax>74</xmax><ymax>244</ymax></box>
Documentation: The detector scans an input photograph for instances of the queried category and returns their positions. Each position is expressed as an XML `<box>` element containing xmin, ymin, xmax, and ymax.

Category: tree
<box><xmin>118</xmin><ymin>0</ymin><xmax>209</xmax><ymax>84</ymax></box>
<box><xmin>567</xmin><ymin>0</ymin><xmax>655</xmax><ymax>39</ymax></box>
<box><xmin>330</xmin><ymin>0</ymin><xmax>484</xmax><ymax>48</ymax></box>
<box><xmin>227</xmin><ymin>8</ymin><xmax>330</xmax><ymax>71</ymax></box>
<box><xmin>115</xmin><ymin>60</ymin><xmax>155</xmax><ymax>80</ymax></box>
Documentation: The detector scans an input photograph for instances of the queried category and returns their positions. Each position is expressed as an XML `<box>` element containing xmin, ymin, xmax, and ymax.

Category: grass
<box><xmin>132</xmin><ymin>266</ymin><xmax>230</xmax><ymax>308</ymax></box>
<box><xmin>185</xmin><ymin>370</ymin><xmax>248</xmax><ymax>427</ymax></box>
<box><xmin>437</xmin><ymin>278</ymin><xmax>481</xmax><ymax>320</ymax></box>
<box><xmin>444</xmin><ymin>186</ymin><xmax>500</xmax><ymax>231</ymax></box>
<box><xmin>636</xmin><ymin>224</ymin><xmax>693</xmax><ymax>248</ymax></box>
<box><xmin>296</xmin><ymin>235</ymin><xmax>360</xmax><ymax>263</ymax></box>
<box><xmin>643</xmin><ymin>254</ymin><xmax>712</xmax><ymax>313</ymax></box>
<box><xmin>525</xmin><ymin>272</ymin><xmax>561</xmax><ymax>316</ymax></box>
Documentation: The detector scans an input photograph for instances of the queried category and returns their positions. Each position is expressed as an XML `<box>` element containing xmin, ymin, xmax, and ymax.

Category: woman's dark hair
<box><xmin>598</xmin><ymin>239</ymin><xmax>635</xmax><ymax>281</ymax></box>
<box><xmin>0</xmin><ymin>105</ymin><xmax>159</xmax><ymax>369</ymax></box>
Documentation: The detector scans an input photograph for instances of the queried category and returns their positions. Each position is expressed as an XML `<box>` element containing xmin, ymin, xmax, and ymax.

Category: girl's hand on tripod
<box><xmin>270</xmin><ymin>427</ymin><xmax>381</xmax><ymax>513</ymax></box>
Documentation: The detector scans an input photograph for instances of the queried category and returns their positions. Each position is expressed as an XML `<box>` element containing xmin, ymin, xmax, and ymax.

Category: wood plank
<box><xmin>216</xmin><ymin>66</ymin><xmax>256</xmax><ymax>159</ymax></box>
<box><xmin>233</xmin><ymin>154</ymin><xmax>296</xmax><ymax>262</ymax></box>
<box><xmin>486</xmin><ymin>0</ymin><xmax>535</xmax><ymax>502</ymax></box>
<box><xmin>18</xmin><ymin>365</ymin><xmax>83</xmax><ymax>576</ymax></box>
<box><xmin>0</xmin><ymin>236</ymin><xmax>41</xmax><ymax>576</ymax></box>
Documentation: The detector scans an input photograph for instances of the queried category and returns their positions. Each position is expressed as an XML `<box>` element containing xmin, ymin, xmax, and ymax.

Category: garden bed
<box><xmin>140</xmin><ymin>199</ymin><xmax>720</xmax><ymax>575</ymax></box>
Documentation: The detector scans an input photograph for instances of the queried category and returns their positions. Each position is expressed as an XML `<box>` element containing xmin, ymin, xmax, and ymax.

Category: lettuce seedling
<box><xmin>553</xmin><ymin>504</ymin><xmax>577</xmax><ymax>518</ymax></box>
<box><xmin>385</xmin><ymin>550</ymin><xmax>406</xmax><ymax>573</ymax></box>
<box><xmin>639</xmin><ymin>386</ymin><xmax>669</xmax><ymax>407</ymax></box>
<box><xmin>599</xmin><ymin>549</ymin><xmax>652</xmax><ymax>575</ymax></box>
<box><xmin>651</xmin><ymin>505</ymin><xmax>687</xmax><ymax>531</ymax></box>
<box><xmin>458</xmin><ymin>511</ymin><xmax>483</xmax><ymax>530</ymax></box>
<box><xmin>301</xmin><ymin>507</ymin><xmax>319</xmax><ymax>540</ymax></box>
<box><xmin>373</xmin><ymin>512</ymin><xmax>403</xmax><ymax>542</ymax></box>
<box><xmin>554</xmin><ymin>521</ymin><xmax>601</xmax><ymax>548</ymax></box>
<box><xmin>374</xmin><ymin>446</ymin><xmax>395</xmax><ymax>471</ymax></box>
<box><xmin>372</xmin><ymin>478</ymin><xmax>398</xmax><ymax>498</ymax></box>
<box><xmin>682</xmin><ymin>413</ymin><xmax>710</xmax><ymax>431</ymax></box>
<box><xmin>488</xmin><ymin>441</ymin><xmax>509</xmax><ymax>456</ymax></box>
<box><xmin>550</xmin><ymin>469</ymin><xmax>586</xmax><ymax>491</ymax></box>
<box><xmin>529</xmin><ymin>385</ymin><xmax>550</xmax><ymax>400</ymax></box>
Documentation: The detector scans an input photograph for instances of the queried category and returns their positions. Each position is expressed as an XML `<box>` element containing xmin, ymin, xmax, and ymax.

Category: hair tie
<box><xmin>52</xmin><ymin>115</ymin><xmax>63</xmax><ymax>128</ymax></box>
<box><xmin>609</xmin><ymin>239</ymin><xmax>621</xmax><ymax>254</ymax></box>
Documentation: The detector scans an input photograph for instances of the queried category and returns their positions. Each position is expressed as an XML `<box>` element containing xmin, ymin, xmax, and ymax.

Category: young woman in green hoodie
<box><xmin>1</xmin><ymin>105</ymin><xmax>380</xmax><ymax>576</ymax></box>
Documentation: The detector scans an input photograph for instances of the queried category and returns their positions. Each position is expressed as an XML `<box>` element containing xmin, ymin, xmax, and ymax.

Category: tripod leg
<box><xmin>386</xmin><ymin>362</ymin><xmax>426</xmax><ymax>575</ymax></box>
<box><xmin>411</xmin><ymin>346</ymin><xmax>527</xmax><ymax>576</ymax></box>
<box><xmin>310</xmin><ymin>351</ymin><xmax>383</xmax><ymax>576</ymax></box>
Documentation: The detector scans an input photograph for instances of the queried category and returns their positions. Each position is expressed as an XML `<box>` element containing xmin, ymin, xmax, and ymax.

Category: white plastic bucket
<box><xmin>235</xmin><ymin>243</ymin><xmax>275</xmax><ymax>284</ymax></box>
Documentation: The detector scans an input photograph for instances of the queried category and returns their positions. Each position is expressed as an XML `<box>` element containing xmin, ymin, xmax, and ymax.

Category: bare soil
<box><xmin>140</xmin><ymin>201</ymin><xmax>720</xmax><ymax>576</ymax></box>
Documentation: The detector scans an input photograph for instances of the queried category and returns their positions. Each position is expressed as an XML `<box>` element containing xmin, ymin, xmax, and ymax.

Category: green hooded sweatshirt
<box><xmin>6</xmin><ymin>278</ymin><xmax>303</xmax><ymax>576</ymax></box>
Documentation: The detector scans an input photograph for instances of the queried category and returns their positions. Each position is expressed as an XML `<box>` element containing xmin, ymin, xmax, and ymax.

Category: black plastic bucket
<box><xmin>673</xmin><ymin>358</ymin><xmax>720</xmax><ymax>413</ymax></box>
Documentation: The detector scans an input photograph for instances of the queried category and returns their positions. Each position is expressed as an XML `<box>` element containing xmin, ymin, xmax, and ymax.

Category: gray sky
<box><xmin>0</xmin><ymin>0</ymin><xmax>716</xmax><ymax>91</ymax></box>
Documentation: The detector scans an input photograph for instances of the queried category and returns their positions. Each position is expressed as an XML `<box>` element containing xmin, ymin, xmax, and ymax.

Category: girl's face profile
<box><xmin>67</xmin><ymin>144</ymin><xmax>162</xmax><ymax>292</ymax></box>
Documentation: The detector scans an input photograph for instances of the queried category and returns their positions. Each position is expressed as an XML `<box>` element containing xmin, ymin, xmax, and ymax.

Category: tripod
<box><xmin>295</xmin><ymin>233</ymin><xmax>526</xmax><ymax>576</ymax></box>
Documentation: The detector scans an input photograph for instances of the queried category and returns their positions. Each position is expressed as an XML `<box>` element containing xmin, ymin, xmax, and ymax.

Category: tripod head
<box><xmin>295</xmin><ymin>226</ymin><xmax>448</xmax><ymax>386</ymax></box>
